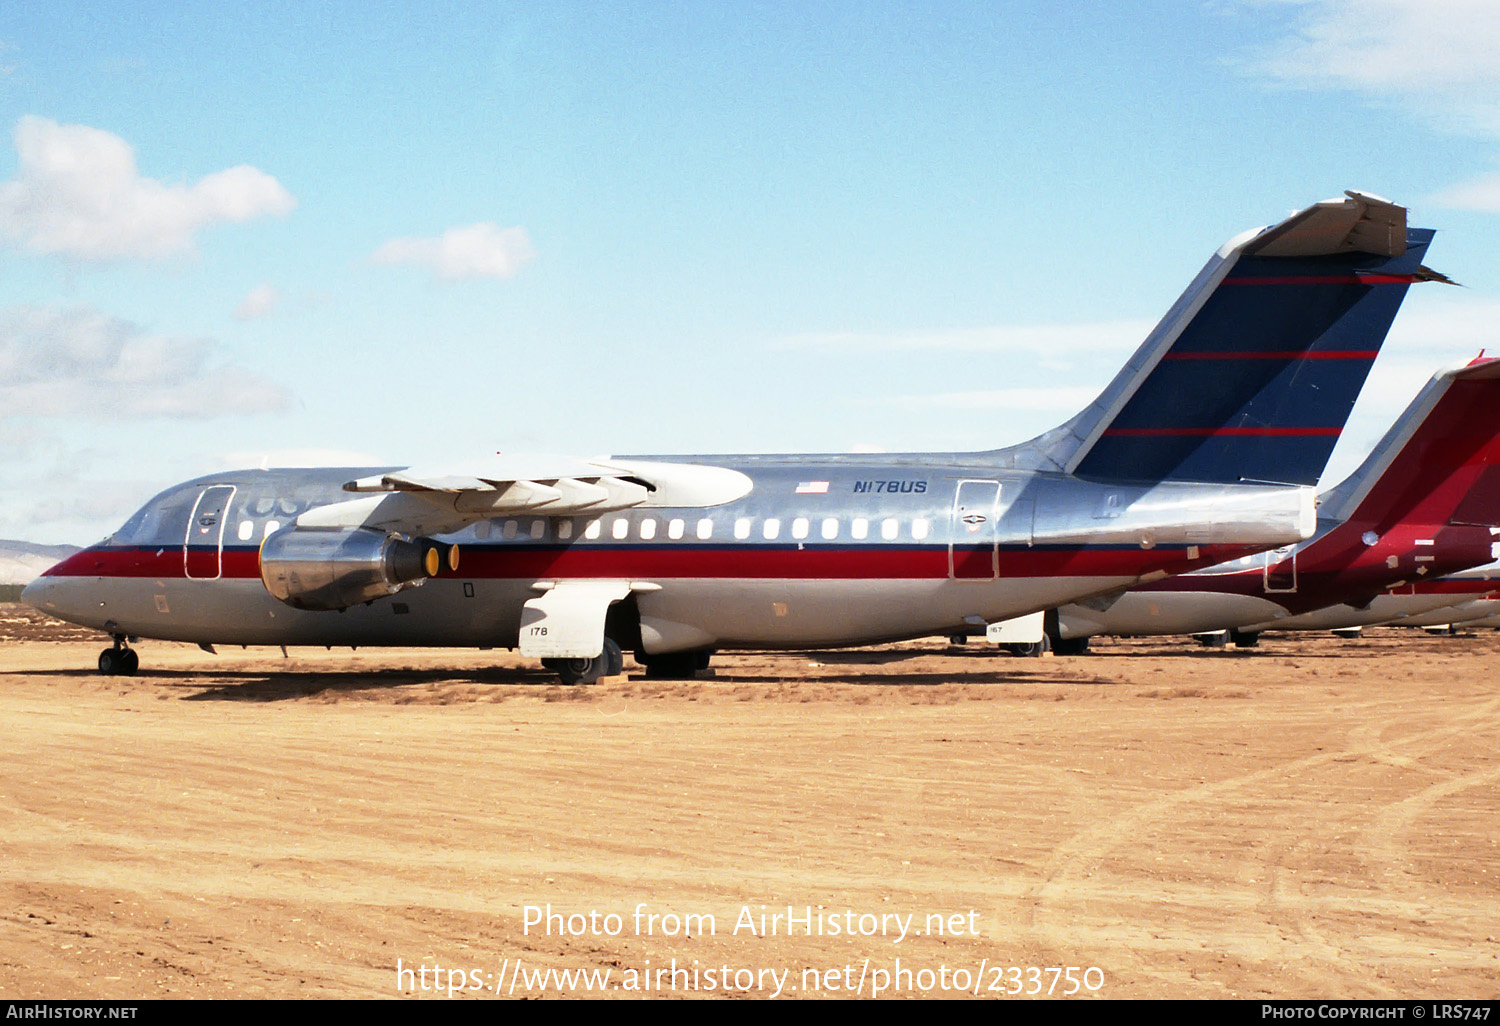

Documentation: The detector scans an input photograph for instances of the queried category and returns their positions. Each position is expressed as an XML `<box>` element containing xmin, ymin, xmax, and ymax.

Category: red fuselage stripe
<box><xmin>44</xmin><ymin>543</ymin><xmax>1258</xmax><ymax>583</ymax></box>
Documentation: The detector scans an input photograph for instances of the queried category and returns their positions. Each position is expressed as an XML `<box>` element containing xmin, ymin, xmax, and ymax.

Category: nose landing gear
<box><xmin>97</xmin><ymin>635</ymin><xmax>139</xmax><ymax>676</ymax></box>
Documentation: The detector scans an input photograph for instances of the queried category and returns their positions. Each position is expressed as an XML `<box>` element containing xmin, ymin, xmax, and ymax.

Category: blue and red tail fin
<box><xmin>1008</xmin><ymin>192</ymin><xmax>1445</xmax><ymax>487</ymax></box>
<box><xmin>1319</xmin><ymin>356</ymin><xmax>1500</xmax><ymax>531</ymax></box>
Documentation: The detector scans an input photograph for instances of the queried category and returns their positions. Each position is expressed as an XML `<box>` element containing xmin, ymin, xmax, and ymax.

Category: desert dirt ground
<box><xmin>0</xmin><ymin>603</ymin><xmax>1497</xmax><ymax>1000</ymax></box>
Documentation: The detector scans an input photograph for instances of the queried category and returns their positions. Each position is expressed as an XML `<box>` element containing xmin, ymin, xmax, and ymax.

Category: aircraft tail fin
<box><xmin>1007</xmin><ymin>192</ymin><xmax>1443</xmax><ymax>487</ymax></box>
<box><xmin>1319</xmin><ymin>355</ymin><xmax>1500</xmax><ymax>529</ymax></box>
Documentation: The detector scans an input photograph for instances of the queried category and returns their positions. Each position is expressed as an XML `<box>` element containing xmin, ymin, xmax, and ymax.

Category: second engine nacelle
<box><xmin>259</xmin><ymin>527</ymin><xmax>457</xmax><ymax>611</ymax></box>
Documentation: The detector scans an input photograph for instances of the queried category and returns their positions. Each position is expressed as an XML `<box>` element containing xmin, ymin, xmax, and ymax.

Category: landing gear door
<box><xmin>184</xmin><ymin>485</ymin><xmax>236</xmax><ymax>580</ymax></box>
<box><xmin>520</xmin><ymin>581</ymin><xmax>632</xmax><ymax>659</ymax></box>
<box><xmin>950</xmin><ymin>479</ymin><xmax>1000</xmax><ymax>580</ymax></box>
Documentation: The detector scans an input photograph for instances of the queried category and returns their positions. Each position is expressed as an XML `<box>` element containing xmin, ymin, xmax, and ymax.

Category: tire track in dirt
<box><xmin>1025</xmin><ymin>692</ymin><xmax>1500</xmax><ymax>992</ymax></box>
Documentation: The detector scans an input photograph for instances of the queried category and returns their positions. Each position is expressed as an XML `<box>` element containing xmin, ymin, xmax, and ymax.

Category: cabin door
<box><xmin>950</xmin><ymin>480</ymin><xmax>1000</xmax><ymax>580</ymax></box>
<box><xmin>184</xmin><ymin>485</ymin><xmax>236</xmax><ymax>580</ymax></box>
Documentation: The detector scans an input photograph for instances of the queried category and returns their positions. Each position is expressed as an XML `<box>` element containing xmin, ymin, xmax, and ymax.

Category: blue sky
<box><xmin>4</xmin><ymin>1</ymin><xmax>1500</xmax><ymax>543</ymax></box>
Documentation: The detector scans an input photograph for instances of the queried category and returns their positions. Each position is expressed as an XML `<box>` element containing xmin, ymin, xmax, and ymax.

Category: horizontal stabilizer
<box><xmin>1242</xmin><ymin>190</ymin><xmax>1406</xmax><ymax>258</ymax></box>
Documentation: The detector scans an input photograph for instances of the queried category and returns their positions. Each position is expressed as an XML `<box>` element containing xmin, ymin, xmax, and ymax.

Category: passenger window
<box><xmin>792</xmin><ymin>518</ymin><xmax>809</xmax><ymax>540</ymax></box>
<box><xmin>912</xmin><ymin>518</ymin><xmax>930</xmax><ymax>540</ymax></box>
<box><xmin>640</xmin><ymin>519</ymin><xmax>657</xmax><ymax>540</ymax></box>
<box><xmin>558</xmin><ymin>519</ymin><xmax>574</xmax><ymax>541</ymax></box>
<box><xmin>585</xmin><ymin>519</ymin><xmax>602</xmax><ymax>540</ymax></box>
<box><xmin>822</xmin><ymin>518</ymin><xmax>839</xmax><ymax>540</ymax></box>
<box><xmin>263</xmin><ymin>520</ymin><xmax>281</xmax><ymax>538</ymax></box>
<box><xmin>237</xmin><ymin>520</ymin><xmax>253</xmax><ymax>542</ymax></box>
<box><xmin>668</xmin><ymin>519</ymin><xmax>685</xmax><ymax>539</ymax></box>
<box><xmin>474</xmin><ymin>520</ymin><xmax>492</xmax><ymax>540</ymax></box>
<box><xmin>612</xmin><ymin>518</ymin><xmax>629</xmax><ymax>540</ymax></box>
<box><xmin>882</xmin><ymin>518</ymin><xmax>899</xmax><ymax>540</ymax></box>
<box><xmin>852</xmin><ymin>518</ymin><xmax>869</xmax><ymax>540</ymax></box>
<box><xmin>734</xmin><ymin>518</ymin><xmax>751</xmax><ymax>540</ymax></box>
<box><xmin>529</xmin><ymin>520</ymin><xmax>545</xmax><ymax>540</ymax></box>
<box><xmin>763</xmin><ymin>518</ymin><xmax>781</xmax><ymax>540</ymax></box>
<box><xmin>697</xmin><ymin>519</ymin><xmax>714</xmax><ymax>540</ymax></box>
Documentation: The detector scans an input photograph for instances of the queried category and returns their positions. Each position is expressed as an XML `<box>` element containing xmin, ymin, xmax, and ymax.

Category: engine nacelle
<box><xmin>259</xmin><ymin>527</ymin><xmax>456</xmax><ymax>611</ymax></box>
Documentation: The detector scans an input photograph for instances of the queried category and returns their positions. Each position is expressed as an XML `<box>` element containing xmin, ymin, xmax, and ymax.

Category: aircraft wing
<box><xmin>295</xmin><ymin>455</ymin><xmax>753</xmax><ymax>536</ymax></box>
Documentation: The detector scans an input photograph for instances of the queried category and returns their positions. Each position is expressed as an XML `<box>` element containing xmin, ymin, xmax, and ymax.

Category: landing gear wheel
<box><xmin>543</xmin><ymin>638</ymin><xmax>623</xmax><ymax>685</ymax></box>
<box><xmin>1193</xmin><ymin>632</ymin><xmax>1229</xmax><ymax>649</ymax></box>
<box><xmin>98</xmin><ymin>646</ymin><xmax>138</xmax><ymax>676</ymax></box>
<box><xmin>639</xmin><ymin>649</ymin><xmax>712</xmax><ymax>679</ymax></box>
<box><xmin>603</xmin><ymin>637</ymin><xmax>624</xmax><ymax>678</ymax></box>
<box><xmin>1052</xmin><ymin>636</ymin><xmax>1090</xmax><ymax>656</ymax></box>
<box><xmin>1229</xmin><ymin>629</ymin><xmax>1259</xmax><ymax>648</ymax></box>
<box><xmin>1005</xmin><ymin>633</ymin><xmax>1050</xmax><ymax>658</ymax></box>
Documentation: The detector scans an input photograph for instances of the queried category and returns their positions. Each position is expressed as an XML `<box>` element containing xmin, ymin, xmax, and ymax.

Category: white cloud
<box><xmin>0</xmin><ymin>116</ymin><xmax>295</xmax><ymax>262</ymax></box>
<box><xmin>1250</xmin><ymin>0</ymin><xmax>1500</xmax><ymax>98</ymax></box>
<box><xmin>233</xmin><ymin>283</ymin><xmax>281</xmax><ymax>320</ymax></box>
<box><xmin>370</xmin><ymin>222</ymin><xmax>536</xmax><ymax>281</ymax></box>
<box><xmin>1237</xmin><ymin>1</ymin><xmax>1500</xmax><ymax>208</ymax></box>
<box><xmin>0</xmin><ymin>304</ymin><xmax>292</xmax><ymax>419</ymax></box>
<box><xmin>1428</xmin><ymin>170</ymin><xmax>1500</xmax><ymax>213</ymax></box>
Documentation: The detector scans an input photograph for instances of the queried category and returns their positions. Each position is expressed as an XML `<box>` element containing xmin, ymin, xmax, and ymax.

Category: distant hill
<box><xmin>0</xmin><ymin>540</ymin><xmax>82</xmax><ymax>587</ymax></box>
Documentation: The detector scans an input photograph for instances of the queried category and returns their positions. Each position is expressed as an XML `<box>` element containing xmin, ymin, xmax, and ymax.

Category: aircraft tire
<box><xmin>1229</xmin><ymin>629</ymin><xmax>1260</xmax><ymax>648</ymax></box>
<box><xmin>1005</xmin><ymin>634</ymin><xmax>1050</xmax><ymax>658</ymax></box>
<box><xmin>120</xmin><ymin>649</ymin><xmax>139</xmax><ymax>675</ymax></box>
<box><xmin>546</xmin><ymin>638</ymin><xmax>623</xmax><ymax>686</ymax></box>
<box><xmin>603</xmin><ymin>637</ymin><xmax>624</xmax><ymax>677</ymax></box>
<box><xmin>641</xmin><ymin>650</ymin><xmax>704</xmax><ymax>679</ymax></box>
<box><xmin>98</xmin><ymin>649</ymin><xmax>120</xmax><ymax>675</ymax></box>
<box><xmin>1052</xmin><ymin>636</ymin><xmax>1090</xmax><ymax>656</ymax></box>
<box><xmin>1193</xmin><ymin>632</ymin><xmax>1229</xmax><ymax>648</ymax></box>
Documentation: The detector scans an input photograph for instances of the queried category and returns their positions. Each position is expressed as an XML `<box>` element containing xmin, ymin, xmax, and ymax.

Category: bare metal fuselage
<box><xmin>26</xmin><ymin>458</ymin><xmax>1312</xmax><ymax>654</ymax></box>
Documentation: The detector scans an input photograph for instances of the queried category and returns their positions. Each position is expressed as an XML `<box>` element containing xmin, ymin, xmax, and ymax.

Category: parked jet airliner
<box><xmin>1051</xmin><ymin>355</ymin><xmax>1500</xmax><ymax>649</ymax></box>
<box><xmin>25</xmin><ymin>192</ymin><xmax>1441</xmax><ymax>683</ymax></box>
<box><xmin>1361</xmin><ymin>560</ymin><xmax>1500</xmax><ymax>632</ymax></box>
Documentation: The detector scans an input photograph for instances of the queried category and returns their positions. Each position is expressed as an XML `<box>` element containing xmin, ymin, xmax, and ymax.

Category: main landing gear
<box><xmin>542</xmin><ymin>638</ymin><xmax>624</xmax><ymax>685</ymax></box>
<box><xmin>635</xmin><ymin>649</ymin><xmax>713</xmax><ymax>680</ymax></box>
<box><xmin>1194</xmin><ymin>629</ymin><xmax>1259</xmax><ymax>649</ymax></box>
<box><xmin>1004</xmin><ymin>634</ymin><xmax>1050</xmax><ymax>658</ymax></box>
<box><xmin>97</xmin><ymin>635</ymin><xmax>139</xmax><ymax>676</ymax></box>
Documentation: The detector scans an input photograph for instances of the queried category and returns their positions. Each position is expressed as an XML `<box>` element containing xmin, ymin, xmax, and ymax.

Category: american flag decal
<box><xmin>795</xmin><ymin>481</ymin><xmax>830</xmax><ymax>494</ymax></box>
